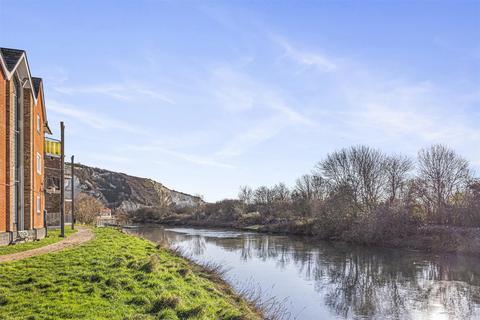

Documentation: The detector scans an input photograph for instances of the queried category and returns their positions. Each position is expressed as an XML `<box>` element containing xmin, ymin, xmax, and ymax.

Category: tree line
<box><xmin>192</xmin><ymin>144</ymin><xmax>479</xmax><ymax>242</ymax></box>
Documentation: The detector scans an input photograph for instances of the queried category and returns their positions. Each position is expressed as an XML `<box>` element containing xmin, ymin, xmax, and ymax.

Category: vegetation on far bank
<box><xmin>0</xmin><ymin>228</ymin><xmax>261</xmax><ymax>320</ymax></box>
<box><xmin>128</xmin><ymin>144</ymin><xmax>480</xmax><ymax>254</ymax></box>
<box><xmin>0</xmin><ymin>228</ymin><xmax>77</xmax><ymax>256</ymax></box>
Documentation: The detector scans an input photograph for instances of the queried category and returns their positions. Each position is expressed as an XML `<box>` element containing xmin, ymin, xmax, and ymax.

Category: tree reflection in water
<box><xmin>129</xmin><ymin>227</ymin><xmax>480</xmax><ymax>319</ymax></box>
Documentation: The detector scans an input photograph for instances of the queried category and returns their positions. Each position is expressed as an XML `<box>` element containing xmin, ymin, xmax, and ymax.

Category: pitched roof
<box><xmin>32</xmin><ymin>77</ymin><xmax>42</xmax><ymax>98</ymax></box>
<box><xmin>0</xmin><ymin>47</ymin><xmax>25</xmax><ymax>72</ymax></box>
<box><xmin>0</xmin><ymin>47</ymin><xmax>50</xmax><ymax>132</ymax></box>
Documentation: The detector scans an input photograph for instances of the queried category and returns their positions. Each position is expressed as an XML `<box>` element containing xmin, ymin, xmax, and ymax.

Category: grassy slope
<box><xmin>0</xmin><ymin>229</ymin><xmax>77</xmax><ymax>256</ymax></box>
<box><xmin>0</xmin><ymin>228</ymin><xmax>260</xmax><ymax>320</ymax></box>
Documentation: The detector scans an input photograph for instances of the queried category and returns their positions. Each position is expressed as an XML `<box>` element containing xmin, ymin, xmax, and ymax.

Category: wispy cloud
<box><xmin>47</xmin><ymin>100</ymin><xmax>143</xmax><ymax>134</ymax></box>
<box><xmin>54</xmin><ymin>83</ymin><xmax>174</xmax><ymax>104</ymax></box>
<box><xmin>210</xmin><ymin>67</ymin><xmax>315</xmax><ymax>157</ymax></box>
<box><xmin>274</xmin><ymin>36</ymin><xmax>337</xmax><ymax>72</ymax></box>
<box><xmin>271</xmin><ymin>35</ymin><xmax>480</xmax><ymax>168</ymax></box>
<box><xmin>212</xmin><ymin>67</ymin><xmax>313</xmax><ymax>125</ymax></box>
<box><xmin>215</xmin><ymin>116</ymin><xmax>289</xmax><ymax>158</ymax></box>
<box><xmin>127</xmin><ymin>144</ymin><xmax>235</xmax><ymax>169</ymax></box>
<box><xmin>340</xmin><ymin>77</ymin><xmax>480</xmax><ymax>147</ymax></box>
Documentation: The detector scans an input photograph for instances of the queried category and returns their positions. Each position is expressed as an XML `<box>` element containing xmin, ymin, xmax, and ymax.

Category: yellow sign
<box><xmin>45</xmin><ymin>139</ymin><xmax>61</xmax><ymax>156</ymax></box>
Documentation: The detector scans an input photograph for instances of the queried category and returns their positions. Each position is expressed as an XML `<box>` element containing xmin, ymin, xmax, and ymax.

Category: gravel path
<box><xmin>0</xmin><ymin>227</ymin><xmax>94</xmax><ymax>263</ymax></box>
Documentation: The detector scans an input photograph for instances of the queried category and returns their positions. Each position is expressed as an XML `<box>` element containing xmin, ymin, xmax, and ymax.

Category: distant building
<box><xmin>99</xmin><ymin>207</ymin><xmax>112</xmax><ymax>218</ymax></box>
<box><xmin>97</xmin><ymin>207</ymin><xmax>116</xmax><ymax>227</ymax></box>
<box><xmin>44</xmin><ymin>144</ymin><xmax>63</xmax><ymax>226</ymax></box>
<box><xmin>0</xmin><ymin>48</ymin><xmax>52</xmax><ymax>246</ymax></box>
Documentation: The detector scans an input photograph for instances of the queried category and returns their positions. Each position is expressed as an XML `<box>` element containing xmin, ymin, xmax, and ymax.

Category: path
<box><xmin>0</xmin><ymin>227</ymin><xmax>94</xmax><ymax>263</ymax></box>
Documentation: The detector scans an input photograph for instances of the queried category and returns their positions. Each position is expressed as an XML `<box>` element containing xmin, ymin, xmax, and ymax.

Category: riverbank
<box><xmin>129</xmin><ymin>225</ymin><xmax>480</xmax><ymax>320</ymax></box>
<box><xmin>150</xmin><ymin>217</ymin><xmax>480</xmax><ymax>256</ymax></box>
<box><xmin>0</xmin><ymin>227</ymin><xmax>262</xmax><ymax>320</ymax></box>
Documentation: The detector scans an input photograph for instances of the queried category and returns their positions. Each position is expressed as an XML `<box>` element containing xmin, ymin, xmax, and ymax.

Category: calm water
<box><xmin>127</xmin><ymin>225</ymin><xmax>480</xmax><ymax>320</ymax></box>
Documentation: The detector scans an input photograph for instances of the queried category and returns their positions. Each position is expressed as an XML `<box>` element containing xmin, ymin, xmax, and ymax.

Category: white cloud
<box><xmin>210</xmin><ymin>67</ymin><xmax>316</xmax><ymax>157</ymax></box>
<box><xmin>340</xmin><ymin>78</ymin><xmax>480</xmax><ymax>146</ymax></box>
<box><xmin>275</xmin><ymin>36</ymin><xmax>337</xmax><ymax>72</ymax></box>
<box><xmin>54</xmin><ymin>83</ymin><xmax>174</xmax><ymax>104</ymax></box>
<box><xmin>127</xmin><ymin>144</ymin><xmax>235</xmax><ymax>169</ymax></box>
<box><xmin>47</xmin><ymin>100</ymin><xmax>143</xmax><ymax>134</ymax></box>
<box><xmin>216</xmin><ymin>116</ymin><xmax>287</xmax><ymax>158</ymax></box>
<box><xmin>271</xmin><ymin>35</ymin><xmax>480</xmax><ymax>168</ymax></box>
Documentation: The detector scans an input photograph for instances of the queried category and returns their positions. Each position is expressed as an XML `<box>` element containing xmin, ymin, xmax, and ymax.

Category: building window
<box><xmin>37</xmin><ymin>114</ymin><xmax>41</xmax><ymax>134</ymax></box>
<box><xmin>36</xmin><ymin>152</ymin><xmax>42</xmax><ymax>175</ymax></box>
<box><xmin>37</xmin><ymin>195</ymin><xmax>41</xmax><ymax>214</ymax></box>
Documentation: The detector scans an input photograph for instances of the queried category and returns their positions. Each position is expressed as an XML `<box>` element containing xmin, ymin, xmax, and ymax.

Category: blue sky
<box><xmin>1</xmin><ymin>1</ymin><xmax>479</xmax><ymax>201</ymax></box>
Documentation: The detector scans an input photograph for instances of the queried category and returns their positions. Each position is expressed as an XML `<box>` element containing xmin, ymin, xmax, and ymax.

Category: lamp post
<box><xmin>71</xmin><ymin>155</ymin><xmax>75</xmax><ymax>230</ymax></box>
<box><xmin>60</xmin><ymin>122</ymin><xmax>65</xmax><ymax>237</ymax></box>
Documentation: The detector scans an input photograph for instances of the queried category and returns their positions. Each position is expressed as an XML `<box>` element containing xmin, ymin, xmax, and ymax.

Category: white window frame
<box><xmin>36</xmin><ymin>195</ymin><xmax>41</xmax><ymax>214</ymax></box>
<box><xmin>36</xmin><ymin>152</ymin><xmax>42</xmax><ymax>175</ymax></box>
<box><xmin>36</xmin><ymin>114</ymin><xmax>41</xmax><ymax>134</ymax></box>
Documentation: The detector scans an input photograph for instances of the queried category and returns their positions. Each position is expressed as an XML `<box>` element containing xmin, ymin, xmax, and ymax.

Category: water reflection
<box><xmin>128</xmin><ymin>226</ymin><xmax>480</xmax><ymax>320</ymax></box>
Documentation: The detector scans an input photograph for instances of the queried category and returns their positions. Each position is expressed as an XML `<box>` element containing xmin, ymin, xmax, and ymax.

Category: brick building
<box><xmin>0</xmin><ymin>48</ymin><xmax>52</xmax><ymax>246</ymax></box>
<box><xmin>44</xmin><ymin>150</ymin><xmax>66</xmax><ymax>226</ymax></box>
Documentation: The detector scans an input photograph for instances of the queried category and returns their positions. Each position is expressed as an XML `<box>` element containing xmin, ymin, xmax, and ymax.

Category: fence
<box><xmin>46</xmin><ymin>212</ymin><xmax>73</xmax><ymax>227</ymax></box>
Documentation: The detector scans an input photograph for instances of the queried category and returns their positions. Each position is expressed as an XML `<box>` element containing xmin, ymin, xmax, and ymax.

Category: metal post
<box><xmin>60</xmin><ymin>122</ymin><xmax>65</xmax><ymax>237</ymax></box>
<box><xmin>71</xmin><ymin>155</ymin><xmax>75</xmax><ymax>230</ymax></box>
<box><xmin>44</xmin><ymin>209</ymin><xmax>48</xmax><ymax>237</ymax></box>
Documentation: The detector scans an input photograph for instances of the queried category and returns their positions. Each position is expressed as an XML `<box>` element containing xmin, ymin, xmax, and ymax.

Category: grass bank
<box><xmin>0</xmin><ymin>228</ymin><xmax>77</xmax><ymax>256</ymax></box>
<box><xmin>0</xmin><ymin>228</ymin><xmax>261</xmax><ymax>320</ymax></box>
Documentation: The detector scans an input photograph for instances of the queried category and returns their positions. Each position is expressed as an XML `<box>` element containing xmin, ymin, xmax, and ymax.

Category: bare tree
<box><xmin>254</xmin><ymin>186</ymin><xmax>270</xmax><ymax>205</ymax></box>
<box><xmin>417</xmin><ymin>144</ymin><xmax>473</xmax><ymax>221</ymax></box>
<box><xmin>311</xmin><ymin>174</ymin><xmax>328</xmax><ymax>201</ymax></box>
<box><xmin>238</xmin><ymin>185</ymin><xmax>254</xmax><ymax>204</ymax></box>
<box><xmin>75</xmin><ymin>193</ymin><xmax>104</xmax><ymax>225</ymax></box>
<box><xmin>272</xmin><ymin>183</ymin><xmax>290</xmax><ymax>202</ymax></box>
<box><xmin>317</xmin><ymin>146</ymin><xmax>387</xmax><ymax>212</ymax></box>
<box><xmin>385</xmin><ymin>154</ymin><xmax>413</xmax><ymax>204</ymax></box>
<box><xmin>113</xmin><ymin>208</ymin><xmax>130</xmax><ymax>225</ymax></box>
<box><xmin>295</xmin><ymin>174</ymin><xmax>315</xmax><ymax>200</ymax></box>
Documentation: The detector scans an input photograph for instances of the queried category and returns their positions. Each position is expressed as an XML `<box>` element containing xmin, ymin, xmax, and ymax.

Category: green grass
<box><xmin>0</xmin><ymin>228</ymin><xmax>260</xmax><ymax>320</ymax></box>
<box><xmin>0</xmin><ymin>228</ymin><xmax>77</xmax><ymax>256</ymax></box>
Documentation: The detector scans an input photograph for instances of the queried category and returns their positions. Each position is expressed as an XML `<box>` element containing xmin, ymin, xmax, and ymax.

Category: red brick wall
<box><xmin>33</xmin><ymin>88</ymin><xmax>45</xmax><ymax>229</ymax></box>
<box><xmin>1</xmin><ymin>66</ymin><xmax>48</xmax><ymax>232</ymax></box>
<box><xmin>23</xmin><ymin>88</ymin><xmax>33</xmax><ymax>230</ymax></box>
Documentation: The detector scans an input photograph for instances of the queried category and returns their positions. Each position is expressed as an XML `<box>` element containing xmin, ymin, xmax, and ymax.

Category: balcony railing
<box><xmin>45</xmin><ymin>137</ymin><xmax>61</xmax><ymax>157</ymax></box>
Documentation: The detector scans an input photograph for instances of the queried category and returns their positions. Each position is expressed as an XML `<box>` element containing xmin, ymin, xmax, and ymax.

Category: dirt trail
<box><xmin>0</xmin><ymin>227</ymin><xmax>94</xmax><ymax>263</ymax></box>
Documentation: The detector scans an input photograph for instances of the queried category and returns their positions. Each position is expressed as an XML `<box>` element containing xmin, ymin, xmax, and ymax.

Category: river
<box><xmin>126</xmin><ymin>225</ymin><xmax>480</xmax><ymax>320</ymax></box>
